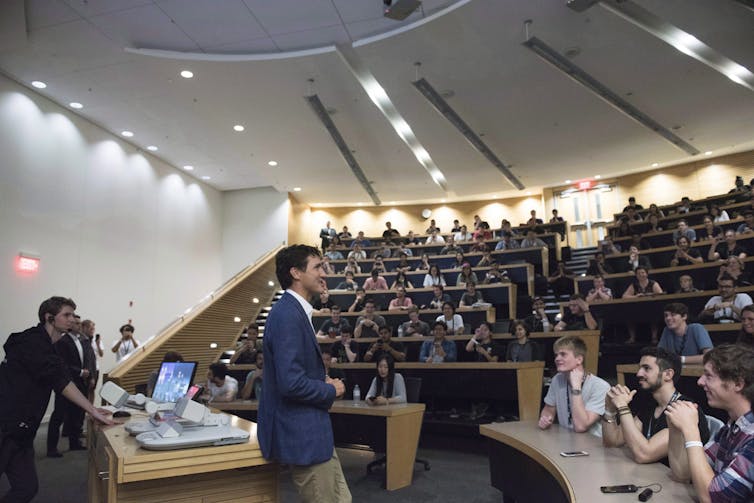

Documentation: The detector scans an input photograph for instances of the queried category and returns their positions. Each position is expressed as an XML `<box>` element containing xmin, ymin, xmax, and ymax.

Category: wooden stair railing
<box><xmin>105</xmin><ymin>245</ymin><xmax>284</xmax><ymax>394</ymax></box>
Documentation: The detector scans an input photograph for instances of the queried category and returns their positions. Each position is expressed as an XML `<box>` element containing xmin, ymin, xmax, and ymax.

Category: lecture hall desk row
<box><xmin>612</xmin><ymin>216</ymin><xmax>744</xmax><ymax>249</ymax></box>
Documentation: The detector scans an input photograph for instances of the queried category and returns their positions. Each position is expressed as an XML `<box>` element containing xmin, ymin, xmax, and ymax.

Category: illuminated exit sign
<box><xmin>16</xmin><ymin>253</ymin><xmax>40</xmax><ymax>274</ymax></box>
<box><xmin>578</xmin><ymin>180</ymin><xmax>594</xmax><ymax>190</ymax></box>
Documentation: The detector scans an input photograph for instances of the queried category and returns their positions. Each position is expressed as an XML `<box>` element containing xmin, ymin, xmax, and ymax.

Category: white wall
<box><xmin>0</xmin><ymin>75</ymin><xmax>224</xmax><ymax>376</ymax></box>
<box><xmin>221</xmin><ymin>187</ymin><xmax>289</xmax><ymax>280</ymax></box>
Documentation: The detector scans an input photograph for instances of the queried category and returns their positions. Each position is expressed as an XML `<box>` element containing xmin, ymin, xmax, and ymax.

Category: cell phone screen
<box><xmin>559</xmin><ymin>451</ymin><xmax>589</xmax><ymax>457</ymax></box>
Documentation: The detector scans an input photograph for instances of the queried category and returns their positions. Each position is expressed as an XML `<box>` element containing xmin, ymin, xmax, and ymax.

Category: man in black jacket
<box><xmin>0</xmin><ymin>296</ymin><xmax>112</xmax><ymax>502</ymax></box>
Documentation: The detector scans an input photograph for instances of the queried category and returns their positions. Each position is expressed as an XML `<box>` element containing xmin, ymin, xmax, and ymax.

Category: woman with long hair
<box><xmin>415</xmin><ymin>253</ymin><xmax>431</xmax><ymax>271</ymax></box>
<box><xmin>422</xmin><ymin>264</ymin><xmax>446</xmax><ymax>288</ymax></box>
<box><xmin>365</xmin><ymin>355</ymin><xmax>406</xmax><ymax>405</ymax></box>
<box><xmin>391</xmin><ymin>270</ymin><xmax>415</xmax><ymax>290</ymax></box>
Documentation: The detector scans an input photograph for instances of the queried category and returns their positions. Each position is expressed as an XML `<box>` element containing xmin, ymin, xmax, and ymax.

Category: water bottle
<box><xmin>353</xmin><ymin>384</ymin><xmax>361</xmax><ymax>403</ymax></box>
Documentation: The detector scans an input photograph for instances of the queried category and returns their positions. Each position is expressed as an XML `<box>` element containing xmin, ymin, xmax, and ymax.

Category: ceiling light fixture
<box><xmin>180</xmin><ymin>70</ymin><xmax>194</xmax><ymax>79</ymax></box>
<box><xmin>183</xmin><ymin>165</ymin><xmax>194</xmax><ymax>171</ymax></box>
<box><xmin>293</xmin><ymin>187</ymin><xmax>302</xmax><ymax>192</ymax></box>
<box><xmin>705</xmin><ymin>151</ymin><xmax>713</xmax><ymax>155</ymax></box>
<box><xmin>413</xmin><ymin>77</ymin><xmax>524</xmax><ymax>190</ymax></box>
<box><xmin>31</xmin><ymin>81</ymin><xmax>47</xmax><ymax>89</ymax></box>
<box><xmin>233</xmin><ymin>124</ymin><xmax>245</xmax><ymax>132</ymax></box>
<box><xmin>201</xmin><ymin>175</ymin><xmax>211</xmax><ymax>180</ymax></box>
<box><xmin>565</xmin><ymin>180</ymin><xmax>572</xmax><ymax>184</ymax></box>
<box><xmin>121</xmin><ymin>131</ymin><xmax>134</xmax><ymax>137</ymax></box>
<box><xmin>651</xmin><ymin>163</ymin><xmax>659</xmax><ymax>167</ymax></box>
<box><xmin>268</xmin><ymin>281</ymin><xmax>275</xmax><ymax>287</ymax></box>
<box><xmin>595</xmin><ymin>175</ymin><xmax>602</xmax><ymax>179</ymax></box>
<box><xmin>268</xmin><ymin>160</ymin><xmax>278</xmax><ymax>166</ymax></box>
<box><xmin>69</xmin><ymin>102</ymin><xmax>83</xmax><ymax>109</ymax></box>
<box><xmin>147</xmin><ymin>145</ymin><xmax>158</xmax><ymax>151</ymax></box>
<box><xmin>336</xmin><ymin>45</ymin><xmax>449</xmax><ymax>192</ymax></box>
<box><xmin>523</xmin><ymin>32</ymin><xmax>700</xmax><ymax>155</ymax></box>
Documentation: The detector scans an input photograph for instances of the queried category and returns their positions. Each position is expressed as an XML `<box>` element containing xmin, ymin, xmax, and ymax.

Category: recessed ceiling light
<box><xmin>389</xmin><ymin>201</ymin><xmax>396</xmax><ymax>205</ymax></box>
<box><xmin>121</xmin><ymin>130</ymin><xmax>134</xmax><ymax>137</ymax></box>
<box><xmin>233</xmin><ymin>124</ymin><xmax>245</xmax><ymax>132</ymax></box>
<box><xmin>69</xmin><ymin>102</ymin><xmax>83</xmax><ymax>109</ymax></box>
<box><xmin>595</xmin><ymin>175</ymin><xmax>601</xmax><ymax>179</ymax></box>
<box><xmin>183</xmin><ymin>165</ymin><xmax>194</xmax><ymax>171</ymax></box>
<box><xmin>31</xmin><ymin>81</ymin><xmax>47</xmax><ymax>89</ymax></box>
<box><xmin>357</xmin><ymin>203</ymin><xmax>365</xmax><ymax>206</ymax></box>
<box><xmin>252</xmin><ymin>297</ymin><xmax>259</xmax><ymax>303</ymax></box>
<box><xmin>268</xmin><ymin>281</ymin><xmax>275</xmax><ymax>287</ymax></box>
<box><xmin>441</xmin><ymin>199</ymin><xmax>446</xmax><ymax>202</ymax></box>
<box><xmin>704</xmin><ymin>151</ymin><xmax>712</xmax><ymax>155</ymax></box>
<box><xmin>209</xmin><ymin>342</ymin><xmax>217</xmax><ymax>349</ymax></box>
<box><xmin>651</xmin><ymin>163</ymin><xmax>659</xmax><ymax>167</ymax></box>
<box><xmin>233</xmin><ymin>316</ymin><xmax>241</xmax><ymax>322</ymax></box>
<box><xmin>565</xmin><ymin>180</ymin><xmax>572</xmax><ymax>184</ymax></box>
<box><xmin>201</xmin><ymin>175</ymin><xmax>211</xmax><ymax>180</ymax></box>
<box><xmin>293</xmin><ymin>187</ymin><xmax>301</xmax><ymax>192</ymax></box>
<box><xmin>180</xmin><ymin>70</ymin><xmax>194</xmax><ymax>79</ymax></box>
<box><xmin>147</xmin><ymin>145</ymin><xmax>158</xmax><ymax>151</ymax></box>
<box><xmin>268</xmin><ymin>161</ymin><xmax>278</xmax><ymax>166</ymax></box>
<box><xmin>525</xmin><ymin>191</ymin><xmax>532</xmax><ymax>195</ymax></box>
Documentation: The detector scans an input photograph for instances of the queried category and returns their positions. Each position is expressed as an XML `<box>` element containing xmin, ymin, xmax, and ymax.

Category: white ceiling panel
<box><xmin>241</xmin><ymin>0</ymin><xmax>342</xmax><ymax>36</ymax></box>
<box><xmin>62</xmin><ymin>0</ymin><xmax>154</xmax><ymax>17</ymax></box>
<box><xmin>26</xmin><ymin>0</ymin><xmax>81</xmax><ymax>31</ymax></box>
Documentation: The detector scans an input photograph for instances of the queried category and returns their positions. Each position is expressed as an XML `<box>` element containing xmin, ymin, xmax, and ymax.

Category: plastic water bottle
<box><xmin>353</xmin><ymin>384</ymin><xmax>361</xmax><ymax>403</ymax></box>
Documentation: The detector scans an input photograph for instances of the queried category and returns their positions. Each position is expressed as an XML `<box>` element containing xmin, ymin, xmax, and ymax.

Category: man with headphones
<box><xmin>0</xmin><ymin>296</ymin><xmax>113</xmax><ymax>502</ymax></box>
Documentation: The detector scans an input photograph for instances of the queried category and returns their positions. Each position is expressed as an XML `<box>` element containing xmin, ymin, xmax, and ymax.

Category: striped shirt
<box><xmin>706</xmin><ymin>410</ymin><xmax>754</xmax><ymax>502</ymax></box>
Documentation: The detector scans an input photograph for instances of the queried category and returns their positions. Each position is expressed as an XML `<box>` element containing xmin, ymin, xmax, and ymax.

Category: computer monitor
<box><xmin>151</xmin><ymin>361</ymin><xmax>197</xmax><ymax>403</ymax></box>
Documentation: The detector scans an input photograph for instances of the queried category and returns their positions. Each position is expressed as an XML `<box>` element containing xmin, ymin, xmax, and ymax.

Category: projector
<box><xmin>384</xmin><ymin>0</ymin><xmax>421</xmax><ymax>21</ymax></box>
<box><xmin>566</xmin><ymin>0</ymin><xmax>600</xmax><ymax>12</ymax></box>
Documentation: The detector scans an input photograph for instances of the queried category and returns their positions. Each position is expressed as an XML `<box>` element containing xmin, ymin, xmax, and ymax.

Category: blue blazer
<box><xmin>258</xmin><ymin>291</ymin><xmax>336</xmax><ymax>465</ymax></box>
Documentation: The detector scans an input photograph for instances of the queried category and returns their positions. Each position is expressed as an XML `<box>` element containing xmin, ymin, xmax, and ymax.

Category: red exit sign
<box><xmin>578</xmin><ymin>180</ymin><xmax>594</xmax><ymax>190</ymax></box>
<box><xmin>16</xmin><ymin>254</ymin><xmax>40</xmax><ymax>274</ymax></box>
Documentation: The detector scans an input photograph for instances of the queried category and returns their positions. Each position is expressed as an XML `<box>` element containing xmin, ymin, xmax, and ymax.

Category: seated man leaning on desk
<box><xmin>419</xmin><ymin>321</ymin><xmax>457</xmax><ymax>363</ymax></box>
<box><xmin>602</xmin><ymin>347</ymin><xmax>709</xmax><ymax>466</ymax></box>
<box><xmin>539</xmin><ymin>335</ymin><xmax>610</xmax><ymax>436</ymax></box>
<box><xmin>204</xmin><ymin>362</ymin><xmax>239</xmax><ymax>402</ymax></box>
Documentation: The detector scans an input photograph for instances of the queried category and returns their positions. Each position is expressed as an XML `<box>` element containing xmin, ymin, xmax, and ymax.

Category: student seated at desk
<box><xmin>459</xmin><ymin>282</ymin><xmax>484</xmax><ymax>307</ymax></box>
<box><xmin>399</xmin><ymin>307</ymin><xmax>430</xmax><ymax>337</ymax></box>
<box><xmin>666</xmin><ymin>344</ymin><xmax>754</xmax><ymax>502</ymax></box>
<box><xmin>465</xmin><ymin>321</ymin><xmax>503</xmax><ymax>362</ymax></box>
<box><xmin>505</xmin><ymin>321</ymin><xmax>541</xmax><ymax>362</ymax></box>
<box><xmin>205</xmin><ymin>363</ymin><xmax>239</xmax><ymax>402</ymax></box>
<box><xmin>658</xmin><ymin>302</ymin><xmax>713</xmax><ymax>366</ymax></box>
<box><xmin>602</xmin><ymin>347</ymin><xmax>709</xmax><ymax>466</ymax></box>
<box><xmin>364</xmin><ymin>326</ymin><xmax>406</xmax><ymax>363</ymax></box>
<box><xmin>330</xmin><ymin>326</ymin><xmax>359</xmax><ymax>363</ymax></box>
<box><xmin>420</xmin><ymin>322</ymin><xmax>458</xmax><ymax>363</ymax></box>
<box><xmin>427</xmin><ymin>285</ymin><xmax>452</xmax><ymax>310</ymax></box>
<box><xmin>354</xmin><ymin>299</ymin><xmax>386</xmax><ymax>338</ymax></box>
<box><xmin>538</xmin><ymin>336</ymin><xmax>609</xmax><ymax>436</ymax></box>
<box><xmin>737</xmin><ymin>305</ymin><xmax>754</xmax><ymax>347</ymax></box>
<box><xmin>436</xmin><ymin>302</ymin><xmax>465</xmax><ymax>335</ymax></box>
<box><xmin>554</xmin><ymin>294</ymin><xmax>597</xmax><ymax>332</ymax></box>
<box><xmin>240</xmin><ymin>351</ymin><xmax>264</xmax><ymax>400</ymax></box>
<box><xmin>366</xmin><ymin>355</ymin><xmax>407</xmax><ymax>406</ymax></box>
<box><xmin>698</xmin><ymin>273</ymin><xmax>753</xmax><ymax>324</ymax></box>
<box><xmin>321</xmin><ymin>347</ymin><xmax>345</xmax><ymax>386</ymax></box>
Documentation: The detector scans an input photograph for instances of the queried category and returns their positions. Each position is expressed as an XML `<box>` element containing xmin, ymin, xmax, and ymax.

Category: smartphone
<box><xmin>600</xmin><ymin>485</ymin><xmax>638</xmax><ymax>493</ymax></box>
<box><xmin>559</xmin><ymin>451</ymin><xmax>589</xmax><ymax>457</ymax></box>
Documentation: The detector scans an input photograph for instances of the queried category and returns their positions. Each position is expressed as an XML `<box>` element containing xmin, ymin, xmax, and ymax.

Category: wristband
<box><xmin>685</xmin><ymin>441</ymin><xmax>703</xmax><ymax>449</ymax></box>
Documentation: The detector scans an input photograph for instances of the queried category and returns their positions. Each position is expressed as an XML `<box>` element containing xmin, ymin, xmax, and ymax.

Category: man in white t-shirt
<box><xmin>205</xmin><ymin>363</ymin><xmax>238</xmax><ymax>402</ymax></box>
<box><xmin>539</xmin><ymin>335</ymin><xmax>610</xmax><ymax>436</ymax></box>
<box><xmin>111</xmin><ymin>324</ymin><xmax>141</xmax><ymax>362</ymax></box>
<box><xmin>699</xmin><ymin>273</ymin><xmax>753</xmax><ymax>323</ymax></box>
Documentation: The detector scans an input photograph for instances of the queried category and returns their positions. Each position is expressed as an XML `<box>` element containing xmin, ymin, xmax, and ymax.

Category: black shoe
<box><xmin>47</xmin><ymin>451</ymin><xmax>63</xmax><ymax>458</ymax></box>
<box><xmin>69</xmin><ymin>444</ymin><xmax>87</xmax><ymax>451</ymax></box>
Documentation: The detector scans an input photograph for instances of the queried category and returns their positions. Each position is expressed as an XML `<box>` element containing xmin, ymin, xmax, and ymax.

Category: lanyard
<box><xmin>566</xmin><ymin>374</ymin><xmax>588</xmax><ymax>426</ymax></box>
<box><xmin>674</xmin><ymin>329</ymin><xmax>688</xmax><ymax>355</ymax></box>
<box><xmin>646</xmin><ymin>391</ymin><xmax>680</xmax><ymax>439</ymax></box>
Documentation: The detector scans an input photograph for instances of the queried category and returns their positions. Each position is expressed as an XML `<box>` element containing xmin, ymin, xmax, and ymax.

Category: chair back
<box><xmin>405</xmin><ymin>376</ymin><xmax>422</xmax><ymax>403</ymax></box>
<box><xmin>706</xmin><ymin>414</ymin><xmax>725</xmax><ymax>440</ymax></box>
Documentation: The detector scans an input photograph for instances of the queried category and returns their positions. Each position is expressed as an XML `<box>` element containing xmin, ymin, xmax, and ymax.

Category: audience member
<box><xmin>363</xmin><ymin>269</ymin><xmax>388</xmax><ymax>291</ymax></box>
<box><xmin>736</xmin><ymin>305</ymin><xmax>754</xmax><ymax>347</ymax></box>
<box><xmin>586</xmin><ymin>275</ymin><xmax>613</xmax><ymax>303</ymax></box>
<box><xmin>321</xmin><ymin>256</ymin><xmax>336</xmax><ymax>275</ymax></box>
<box><xmin>699</xmin><ymin>274</ymin><xmax>753</xmax><ymax>323</ymax></box>
<box><xmin>622</xmin><ymin>266</ymin><xmax>663</xmax><ymax>298</ymax></box>
<box><xmin>657</xmin><ymin>302</ymin><xmax>713</xmax><ymax>365</ymax></box>
<box><xmin>205</xmin><ymin>363</ymin><xmax>238</xmax><ymax>402</ymax></box>
<box><xmin>600</xmin><ymin>236</ymin><xmax>622</xmax><ymax>256</ymax></box>
<box><xmin>520</xmin><ymin>229</ymin><xmax>546</xmax><ymax>248</ymax></box>
<box><xmin>524</xmin><ymin>296</ymin><xmax>553</xmax><ymax>333</ymax></box>
<box><xmin>676</xmin><ymin>196</ymin><xmax>692</xmax><ymax>214</ymax></box>
<box><xmin>505</xmin><ymin>321</ymin><xmax>541</xmax><ymax>362</ymax></box>
<box><xmin>555</xmin><ymin>294</ymin><xmax>598</xmax><ymax>331</ymax></box>
<box><xmin>548</xmin><ymin>261</ymin><xmax>574</xmax><ymax>299</ymax></box>
<box><xmin>719</xmin><ymin>256</ymin><xmax>752</xmax><ymax>287</ymax></box>
<box><xmin>550</xmin><ymin>209</ymin><xmax>564</xmax><ymax>223</ymax></box>
<box><xmin>436</xmin><ymin>302</ymin><xmax>465</xmax><ymax>335</ymax></box>
<box><xmin>364</xmin><ymin>326</ymin><xmax>406</xmax><ymax>363</ymax></box>
<box><xmin>623</xmin><ymin>196</ymin><xmax>644</xmax><ymax>212</ymax></box>
<box><xmin>625</xmin><ymin>207</ymin><xmax>643</xmax><ymax>223</ymax></box>
<box><xmin>404</xmin><ymin>230</ymin><xmax>420</xmax><ymax>246</ymax></box>
<box><xmin>354</xmin><ymin>299</ymin><xmax>386</xmax><ymax>338</ymax></box>
<box><xmin>371</xmin><ymin>255</ymin><xmax>387</xmax><ymax>275</ymax></box>
<box><xmin>666</xmin><ymin>344</ymin><xmax>754</xmax><ymax>500</ymax></box>
<box><xmin>473</xmin><ymin>221</ymin><xmax>493</xmax><ymax>241</ymax></box>
<box><xmin>365</xmin><ymin>355</ymin><xmax>407</xmax><ymax>405</ymax></box>
<box><xmin>230</xmin><ymin>326</ymin><xmax>259</xmax><ymax>364</ymax></box>
<box><xmin>397</xmin><ymin>242</ymin><xmax>413</xmax><ymax>257</ymax></box>
<box><xmin>321</xmin><ymin>347</ymin><xmax>345</xmax><ymax>382</ymax></box>
<box><xmin>425</xmin><ymin>219</ymin><xmax>440</xmax><ymax>234</ymax></box>
<box><xmin>538</xmin><ymin>335</ymin><xmax>609</xmax><ymax>435</ymax></box>
<box><xmin>335</xmin><ymin>271</ymin><xmax>358</xmax><ymax>291</ymax></box>
<box><xmin>415</xmin><ymin>253</ymin><xmax>431</xmax><ymax>271</ymax></box>
<box><xmin>708</xmin><ymin>229</ymin><xmax>748</xmax><ymax>261</ymax></box>
<box><xmin>464</xmin><ymin>322</ymin><xmax>503</xmax><ymax>362</ymax></box>
<box><xmin>737</xmin><ymin>211</ymin><xmax>754</xmax><ymax>235</ymax></box>
<box><xmin>428</xmin><ymin>285</ymin><xmax>452</xmax><ymax>310</ymax></box>
<box><xmin>419</xmin><ymin>322</ymin><xmax>458</xmax><ymax>363</ymax></box>
<box><xmin>451</xmin><ymin>219</ymin><xmax>462</xmax><ymax>233</ymax></box>
<box><xmin>451</xmin><ymin>251</ymin><xmax>466</xmax><ymax>269</ymax></box>
<box><xmin>425</xmin><ymin>229</ymin><xmax>445</xmax><ymax>244</ymax></box>
<box><xmin>586</xmin><ymin>252</ymin><xmax>614</xmax><ymax>276</ymax></box>
<box><xmin>312</xmin><ymin>290</ymin><xmax>336</xmax><ymax>313</ymax></box>
<box><xmin>459</xmin><ymin>283</ymin><xmax>484</xmax><ymax>307</ymax></box>
<box><xmin>423</xmin><ymin>264</ymin><xmax>446</xmax><ymax>288</ymax></box>
<box><xmin>316</xmin><ymin>305</ymin><xmax>351</xmax><ymax>339</ymax></box>
<box><xmin>374</xmin><ymin>242</ymin><xmax>393</xmax><ymax>259</ymax></box>
<box><xmin>483</xmin><ymin>262</ymin><xmax>509</xmax><ymax>284</ymax></box>
<box><xmin>613</xmin><ymin>219</ymin><xmax>632</xmax><ymax>239</ymax></box>
<box><xmin>331</xmin><ymin>326</ymin><xmax>359</xmax><ymax>363</ymax></box>
<box><xmin>350</xmin><ymin>231</ymin><xmax>372</xmax><ymax>248</ymax></box>
<box><xmin>399</xmin><ymin>306</ymin><xmax>431</xmax><ymax>337</ymax></box>
<box><xmin>388</xmin><ymin>287</ymin><xmax>413</xmax><ymax>311</ymax></box>
<box><xmin>391</xmin><ymin>253</ymin><xmax>411</xmax><ymax>274</ymax></box>
<box><xmin>347</xmin><ymin>244</ymin><xmax>366</xmax><ymax>261</ymax></box>
<box><xmin>454</xmin><ymin>225</ymin><xmax>473</xmax><ymax>242</ymax></box>
<box><xmin>700</xmin><ymin>216</ymin><xmax>723</xmax><ymax>241</ymax></box>
<box><xmin>495</xmin><ymin>231</ymin><xmax>519</xmax><ymax>250</ymax></box>
<box><xmin>456</xmin><ymin>263</ymin><xmax>479</xmax><ymax>287</ymax></box>
<box><xmin>440</xmin><ymin>235</ymin><xmax>462</xmax><ymax>255</ymax></box>
<box><xmin>112</xmin><ymin>324</ymin><xmax>140</xmax><ymax>362</ymax></box>
<box><xmin>621</xmin><ymin>245</ymin><xmax>652</xmax><ymax>272</ymax></box>
<box><xmin>710</xmin><ymin>204</ymin><xmax>730</xmax><ymax>223</ymax></box>
<box><xmin>348</xmin><ymin>287</ymin><xmax>367</xmax><ymax>313</ymax></box>
<box><xmin>670</xmin><ymin>236</ymin><xmax>703</xmax><ymax>267</ymax></box>
<box><xmin>390</xmin><ymin>271</ymin><xmax>414</xmax><ymax>290</ymax></box>
<box><xmin>382</xmin><ymin>221</ymin><xmax>400</xmax><ymax>240</ymax></box>
<box><xmin>325</xmin><ymin>243</ymin><xmax>344</xmax><ymax>260</ymax></box>
<box><xmin>676</xmin><ymin>274</ymin><xmax>699</xmax><ymax>293</ymax></box>
<box><xmin>629</xmin><ymin>233</ymin><xmax>651</xmax><ymax>251</ymax></box>
<box><xmin>476</xmin><ymin>250</ymin><xmax>494</xmax><ymax>268</ymax></box>
<box><xmin>342</xmin><ymin>257</ymin><xmax>362</xmax><ymax>276</ymax></box>
<box><xmin>602</xmin><ymin>347</ymin><xmax>709</xmax><ymax>466</ymax></box>
<box><xmin>647</xmin><ymin>203</ymin><xmax>664</xmax><ymax>218</ymax></box>
<box><xmin>526</xmin><ymin>210</ymin><xmax>543</xmax><ymax>226</ymax></box>
<box><xmin>646</xmin><ymin>214</ymin><xmax>663</xmax><ymax>233</ymax></box>
<box><xmin>239</xmin><ymin>352</ymin><xmax>264</xmax><ymax>400</ymax></box>
<box><xmin>470</xmin><ymin>235</ymin><xmax>490</xmax><ymax>253</ymax></box>
<box><xmin>338</xmin><ymin>226</ymin><xmax>352</xmax><ymax>239</ymax></box>
<box><xmin>673</xmin><ymin>219</ymin><xmax>697</xmax><ymax>242</ymax></box>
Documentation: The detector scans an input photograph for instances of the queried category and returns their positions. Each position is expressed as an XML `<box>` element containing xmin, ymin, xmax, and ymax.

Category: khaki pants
<box><xmin>290</xmin><ymin>449</ymin><xmax>351</xmax><ymax>503</ymax></box>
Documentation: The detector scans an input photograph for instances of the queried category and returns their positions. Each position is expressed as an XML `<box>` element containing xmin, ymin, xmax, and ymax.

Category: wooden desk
<box><xmin>480</xmin><ymin>420</ymin><xmax>695</xmax><ymax>502</ymax></box>
<box><xmin>333</xmin><ymin>361</ymin><xmax>544</xmax><ymax>421</ymax></box>
<box><xmin>87</xmin><ymin>413</ymin><xmax>278</xmax><ymax>502</ymax></box>
<box><xmin>214</xmin><ymin>401</ymin><xmax>425</xmax><ymax>491</ymax></box>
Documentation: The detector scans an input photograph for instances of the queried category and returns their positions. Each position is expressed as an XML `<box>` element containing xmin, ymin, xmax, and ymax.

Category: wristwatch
<box><xmin>570</xmin><ymin>388</ymin><xmax>582</xmax><ymax>395</ymax></box>
<box><xmin>601</xmin><ymin>411</ymin><xmax>616</xmax><ymax>423</ymax></box>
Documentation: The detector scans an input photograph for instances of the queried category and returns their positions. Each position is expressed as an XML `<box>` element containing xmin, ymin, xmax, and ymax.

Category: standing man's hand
<box><xmin>326</xmin><ymin>377</ymin><xmax>345</xmax><ymax>398</ymax></box>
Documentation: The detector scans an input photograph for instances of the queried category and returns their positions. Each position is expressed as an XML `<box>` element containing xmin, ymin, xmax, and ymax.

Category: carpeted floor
<box><xmin>0</xmin><ymin>428</ymin><xmax>501</xmax><ymax>502</ymax></box>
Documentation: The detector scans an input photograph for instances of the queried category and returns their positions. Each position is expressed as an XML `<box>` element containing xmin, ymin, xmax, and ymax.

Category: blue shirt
<box><xmin>419</xmin><ymin>339</ymin><xmax>457</xmax><ymax>362</ymax></box>
<box><xmin>658</xmin><ymin>323</ymin><xmax>713</xmax><ymax>356</ymax></box>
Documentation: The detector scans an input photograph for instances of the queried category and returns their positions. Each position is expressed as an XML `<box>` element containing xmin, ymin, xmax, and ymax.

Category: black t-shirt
<box><xmin>234</xmin><ymin>348</ymin><xmax>258</xmax><ymax>364</ymax></box>
<box><xmin>505</xmin><ymin>340</ymin><xmax>540</xmax><ymax>362</ymax></box>
<box><xmin>629</xmin><ymin>393</ymin><xmax>710</xmax><ymax>466</ymax></box>
<box><xmin>715</xmin><ymin>242</ymin><xmax>747</xmax><ymax>260</ymax></box>
<box><xmin>472</xmin><ymin>341</ymin><xmax>504</xmax><ymax>362</ymax></box>
<box><xmin>319</xmin><ymin>318</ymin><xmax>351</xmax><ymax>337</ymax></box>
<box><xmin>312</xmin><ymin>298</ymin><xmax>337</xmax><ymax>311</ymax></box>
<box><xmin>330</xmin><ymin>340</ymin><xmax>359</xmax><ymax>363</ymax></box>
<box><xmin>370</xmin><ymin>341</ymin><xmax>406</xmax><ymax>363</ymax></box>
<box><xmin>675</xmin><ymin>247</ymin><xmax>701</xmax><ymax>266</ymax></box>
<box><xmin>523</xmin><ymin>313</ymin><xmax>553</xmax><ymax>333</ymax></box>
<box><xmin>561</xmin><ymin>310</ymin><xmax>587</xmax><ymax>331</ymax></box>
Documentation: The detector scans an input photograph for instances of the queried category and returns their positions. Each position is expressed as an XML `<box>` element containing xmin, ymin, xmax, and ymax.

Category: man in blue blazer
<box><xmin>259</xmin><ymin>245</ymin><xmax>351</xmax><ymax>502</ymax></box>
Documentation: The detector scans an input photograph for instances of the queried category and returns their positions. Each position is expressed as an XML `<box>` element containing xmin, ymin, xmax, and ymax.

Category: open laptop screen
<box><xmin>151</xmin><ymin>361</ymin><xmax>197</xmax><ymax>403</ymax></box>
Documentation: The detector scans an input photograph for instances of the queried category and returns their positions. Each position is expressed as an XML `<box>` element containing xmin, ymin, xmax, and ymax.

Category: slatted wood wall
<box><xmin>106</xmin><ymin>246</ymin><xmax>283</xmax><ymax>393</ymax></box>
